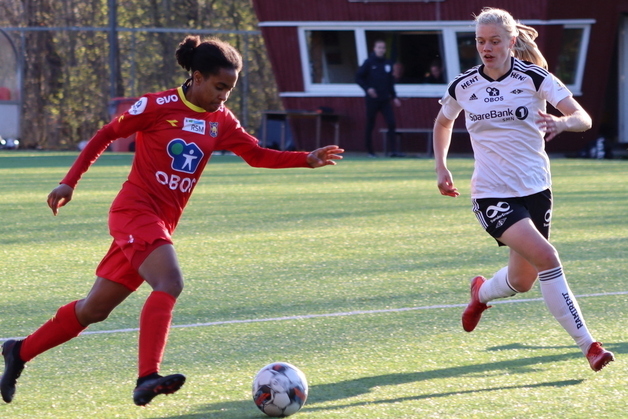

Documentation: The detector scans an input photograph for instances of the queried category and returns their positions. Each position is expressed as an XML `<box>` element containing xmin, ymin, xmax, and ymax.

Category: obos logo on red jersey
<box><xmin>167</xmin><ymin>139</ymin><xmax>204</xmax><ymax>174</ymax></box>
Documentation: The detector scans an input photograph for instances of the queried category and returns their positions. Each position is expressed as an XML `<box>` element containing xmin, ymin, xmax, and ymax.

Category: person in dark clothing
<box><xmin>356</xmin><ymin>40</ymin><xmax>402</xmax><ymax>157</ymax></box>
<box><xmin>423</xmin><ymin>59</ymin><xmax>446</xmax><ymax>84</ymax></box>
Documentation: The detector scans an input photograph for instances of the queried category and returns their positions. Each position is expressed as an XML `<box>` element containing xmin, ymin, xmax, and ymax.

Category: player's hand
<box><xmin>367</xmin><ymin>88</ymin><xmax>378</xmax><ymax>98</ymax></box>
<box><xmin>436</xmin><ymin>168</ymin><xmax>459</xmax><ymax>197</ymax></box>
<box><xmin>537</xmin><ymin>110</ymin><xmax>566</xmax><ymax>142</ymax></box>
<box><xmin>47</xmin><ymin>183</ymin><xmax>74</xmax><ymax>216</ymax></box>
<box><xmin>307</xmin><ymin>145</ymin><xmax>344</xmax><ymax>168</ymax></box>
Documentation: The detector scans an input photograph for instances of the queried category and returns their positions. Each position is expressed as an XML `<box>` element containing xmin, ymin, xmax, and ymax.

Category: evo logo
<box><xmin>157</xmin><ymin>94</ymin><xmax>179</xmax><ymax>105</ymax></box>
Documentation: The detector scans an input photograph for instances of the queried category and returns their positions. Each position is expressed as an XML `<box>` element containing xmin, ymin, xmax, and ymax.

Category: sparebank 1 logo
<box><xmin>167</xmin><ymin>139</ymin><xmax>204</xmax><ymax>174</ymax></box>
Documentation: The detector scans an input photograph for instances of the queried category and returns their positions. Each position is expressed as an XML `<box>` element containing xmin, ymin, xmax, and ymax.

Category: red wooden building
<box><xmin>251</xmin><ymin>0</ymin><xmax>628</xmax><ymax>156</ymax></box>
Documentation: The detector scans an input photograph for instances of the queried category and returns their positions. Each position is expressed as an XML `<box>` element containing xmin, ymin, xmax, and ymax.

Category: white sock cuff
<box><xmin>479</xmin><ymin>266</ymin><xmax>517</xmax><ymax>302</ymax></box>
<box><xmin>538</xmin><ymin>266</ymin><xmax>563</xmax><ymax>282</ymax></box>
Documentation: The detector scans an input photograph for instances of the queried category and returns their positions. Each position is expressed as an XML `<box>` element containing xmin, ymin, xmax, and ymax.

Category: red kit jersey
<box><xmin>62</xmin><ymin>86</ymin><xmax>310</xmax><ymax>229</ymax></box>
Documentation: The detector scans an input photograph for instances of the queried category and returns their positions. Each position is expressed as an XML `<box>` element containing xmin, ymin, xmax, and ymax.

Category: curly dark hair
<box><xmin>175</xmin><ymin>35</ymin><xmax>243</xmax><ymax>76</ymax></box>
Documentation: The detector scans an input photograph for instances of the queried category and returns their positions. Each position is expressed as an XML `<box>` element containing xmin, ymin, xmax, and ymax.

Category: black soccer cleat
<box><xmin>132</xmin><ymin>372</ymin><xmax>186</xmax><ymax>406</ymax></box>
<box><xmin>1</xmin><ymin>339</ymin><xmax>26</xmax><ymax>403</ymax></box>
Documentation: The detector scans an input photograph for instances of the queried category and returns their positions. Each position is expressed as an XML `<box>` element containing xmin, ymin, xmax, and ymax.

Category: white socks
<box><xmin>477</xmin><ymin>265</ymin><xmax>595</xmax><ymax>354</ymax></box>
<box><xmin>478</xmin><ymin>266</ymin><xmax>518</xmax><ymax>303</ymax></box>
<box><xmin>538</xmin><ymin>266</ymin><xmax>594</xmax><ymax>354</ymax></box>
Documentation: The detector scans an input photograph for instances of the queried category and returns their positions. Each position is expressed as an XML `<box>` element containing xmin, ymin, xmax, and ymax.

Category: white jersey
<box><xmin>439</xmin><ymin>57</ymin><xmax>571</xmax><ymax>199</ymax></box>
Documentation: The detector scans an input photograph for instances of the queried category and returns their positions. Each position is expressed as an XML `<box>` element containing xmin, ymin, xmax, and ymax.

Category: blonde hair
<box><xmin>474</xmin><ymin>7</ymin><xmax>548</xmax><ymax>69</ymax></box>
<box><xmin>513</xmin><ymin>24</ymin><xmax>548</xmax><ymax>69</ymax></box>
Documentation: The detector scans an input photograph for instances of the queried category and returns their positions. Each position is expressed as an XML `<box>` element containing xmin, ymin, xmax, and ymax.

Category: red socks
<box><xmin>20</xmin><ymin>300</ymin><xmax>86</xmax><ymax>362</ymax></box>
<box><xmin>17</xmin><ymin>292</ymin><xmax>177</xmax><ymax>378</ymax></box>
<box><xmin>138</xmin><ymin>291</ymin><xmax>177</xmax><ymax>378</ymax></box>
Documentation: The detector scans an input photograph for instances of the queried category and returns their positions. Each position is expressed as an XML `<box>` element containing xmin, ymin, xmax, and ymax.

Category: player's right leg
<box><xmin>463</xmin><ymin>223</ymin><xmax>540</xmax><ymax>332</ymax></box>
<box><xmin>1</xmin><ymin>277</ymin><xmax>132</xmax><ymax>403</ymax></box>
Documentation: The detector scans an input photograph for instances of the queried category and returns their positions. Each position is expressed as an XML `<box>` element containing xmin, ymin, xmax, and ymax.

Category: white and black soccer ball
<box><xmin>252</xmin><ymin>362</ymin><xmax>308</xmax><ymax>417</ymax></box>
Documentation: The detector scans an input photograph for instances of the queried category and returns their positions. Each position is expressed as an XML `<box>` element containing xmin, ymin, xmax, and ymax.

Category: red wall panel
<box><xmin>252</xmin><ymin>0</ymin><xmax>626</xmax><ymax>152</ymax></box>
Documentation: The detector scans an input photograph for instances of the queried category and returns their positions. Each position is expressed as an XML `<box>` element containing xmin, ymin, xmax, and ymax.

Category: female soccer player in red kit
<box><xmin>1</xmin><ymin>35</ymin><xmax>343</xmax><ymax>406</ymax></box>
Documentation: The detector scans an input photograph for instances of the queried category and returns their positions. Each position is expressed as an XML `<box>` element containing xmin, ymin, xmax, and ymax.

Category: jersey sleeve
<box><xmin>439</xmin><ymin>91</ymin><xmax>463</xmax><ymax>121</ymax></box>
<box><xmin>60</xmin><ymin>96</ymin><xmax>157</xmax><ymax>188</ymax></box>
<box><xmin>539</xmin><ymin>74</ymin><xmax>572</xmax><ymax>108</ymax></box>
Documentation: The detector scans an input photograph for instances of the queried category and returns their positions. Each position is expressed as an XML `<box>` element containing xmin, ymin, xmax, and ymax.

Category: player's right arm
<box><xmin>433</xmin><ymin>109</ymin><xmax>459</xmax><ymax>197</ymax></box>
<box><xmin>46</xmin><ymin>123</ymin><xmax>119</xmax><ymax>215</ymax></box>
<box><xmin>47</xmin><ymin>183</ymin><xmax>74</xmax><ymax>216</ymax></box>
<box><xmin>49</xmin><ymin>96</ymin><xmax>155</xmax><ymax>215</ymax></box>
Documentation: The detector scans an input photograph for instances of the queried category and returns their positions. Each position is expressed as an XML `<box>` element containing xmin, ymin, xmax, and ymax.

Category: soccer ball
<box><xmin>252</xmin><ymin>362</ymin><xmax>308</xmax><ymax>417</ymax></box>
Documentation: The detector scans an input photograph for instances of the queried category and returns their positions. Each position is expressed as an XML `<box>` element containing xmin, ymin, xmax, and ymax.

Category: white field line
<box><xmin>2</xmin><ymin>291</ymin><xmax>627</xmax><ymax>341</ymax></box>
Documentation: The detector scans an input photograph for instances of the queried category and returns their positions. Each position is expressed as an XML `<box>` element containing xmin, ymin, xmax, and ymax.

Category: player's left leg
<box><xmin>501</xmin><ymin>219</ymin><xmax>614</xmax><ymax>371</ymax></box>
<box><xmin>133</xmin><ymin>243</ymin><xmax>185</xmax><ymax>406</ymax></box>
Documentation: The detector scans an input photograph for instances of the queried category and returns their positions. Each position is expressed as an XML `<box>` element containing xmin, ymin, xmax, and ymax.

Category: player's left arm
<box><xmin>537</xmin><ymin>96</ymin><xmax>592</xmax><ymax>142</ymax></box>
<box><xmin>220</xmin><ymin>111</ymin><xmax>343</xmax><ymax>168</ymax></box>
<box><xmin>306</xmin><ymin>145</ymin><xmax>344</xmax><ymax>167</ymax></box>
<box><xmin>238</xmin><ymin>140</ymin><xmax>343</xmax><ymax>169</ymax></box>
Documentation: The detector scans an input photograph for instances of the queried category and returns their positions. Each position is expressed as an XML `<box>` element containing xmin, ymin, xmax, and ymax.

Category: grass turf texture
<box><xmin>0</xmin><ymin>151</ymin><xmax>626</xmax><ymax>418</ymax></box>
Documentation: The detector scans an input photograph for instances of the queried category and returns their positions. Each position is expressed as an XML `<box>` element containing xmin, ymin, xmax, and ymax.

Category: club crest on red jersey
<box><xmin>167</xmin><ymin>139</ymin><xmax>204</xmax><ymax>174</ymax></box>
<box><xmin>209</xmin><ymin>122</ymin><xmax>219</xmax><ymax>137</ymax></box>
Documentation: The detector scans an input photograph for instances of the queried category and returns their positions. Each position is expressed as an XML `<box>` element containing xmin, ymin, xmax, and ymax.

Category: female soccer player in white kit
<box><xmin>433</xmin><ymin>7</ymin><xmax>614</xmax><ymax>371</ymax></box>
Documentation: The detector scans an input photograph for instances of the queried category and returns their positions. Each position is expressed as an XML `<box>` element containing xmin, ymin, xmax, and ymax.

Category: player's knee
<box><xmin>76</xmin><ymin>303</ymin><xmax>113</xmax><ymax>325</ymax></box>
<box><xmin>151</xmin><ymin>274</ymin><xmax>184</xmax><ymax>298</ymax></box>
<box><xmin>88</xmin><ymin>309</ymin><xmax>111</xmax><ymax>324</ymax></box>
<box><xmin>534</xmin><ymin>246</ymin><xmax>561</xmax><ymax>272</ymax></box>
<box><xmin>509</xmin><ymin>273</ymin><xmax>537</xmax><ymax>293</ymax></box>
<box><xmin>166</xmin><ymin>278</ymin><xmax>184</xmax><ymax>298</ymax></box>
<box><xmin>515</xmin><ymin>279</ymin><xmax>535</xmax><ymax>293</ymax></box>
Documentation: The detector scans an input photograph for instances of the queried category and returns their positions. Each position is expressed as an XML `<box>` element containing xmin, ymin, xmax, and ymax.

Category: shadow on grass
<box><xmin>158</xmin><ymin>341</ymin><xmax>625</xmax><ymax>418</ymax></box>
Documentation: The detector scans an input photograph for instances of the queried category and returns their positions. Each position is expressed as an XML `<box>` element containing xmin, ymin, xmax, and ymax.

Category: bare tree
<box><xmin>0</xmin><ymin>0</ymin><xmax>277</xmax><ymax>149</ymax></box>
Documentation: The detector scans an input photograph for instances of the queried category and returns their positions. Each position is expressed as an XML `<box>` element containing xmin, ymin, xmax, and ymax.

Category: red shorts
<box><xmin>96</xmin><ymin>209</ymin><xmax>173</xmax><ymax>291</ymax></box>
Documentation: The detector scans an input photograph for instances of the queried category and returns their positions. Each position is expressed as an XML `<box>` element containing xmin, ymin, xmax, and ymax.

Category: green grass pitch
<box><xmin>0</xmin><ymin>151</ymin><xmax>626</xmax><ymax>418</ymax></box>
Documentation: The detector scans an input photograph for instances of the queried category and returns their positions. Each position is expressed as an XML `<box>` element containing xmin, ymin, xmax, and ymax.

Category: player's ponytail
<box><xmin>514</xmin><ymin>24</ymin><xmax>548</xmax><ymax>69</ymax></box>
<box><xmin>175</xmin><ymin>35</ymin><xmax>201</xmax><ymax>72</ymax></box>
<box><xmin>175</xmin><ymin>35</ymin><xmax>243</xmax><ymax>76</ymax></box>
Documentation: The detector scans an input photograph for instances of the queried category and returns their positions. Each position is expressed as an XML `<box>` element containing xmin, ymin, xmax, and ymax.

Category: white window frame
<box><xmin>257</xmin><ymin>20</ymin><xmax>593</xmax><ymax>97</ymax></box>
<box><xmin>559</xmin><ymin>23</ymin><xmax>591</xmax><ymax>95</ymax></box>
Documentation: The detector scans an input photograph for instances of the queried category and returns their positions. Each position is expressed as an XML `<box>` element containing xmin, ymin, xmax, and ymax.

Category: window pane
<box><xmin>365</xmin><ymin>30</ymin><xmax>447</xmax><ymax>84</ymax></box>
<box><xmin>457</xmin><ymin>32</ymin><xmax>481</xmax><ymax>72</ymax></box>
<box><xmin>306</xmin><ymin>30</ymin><xmax>358</xmax><ymax>84</ymax></box>
<box><xmin>555</xmin><ymin>28</ymin><xmax>583</xmax><ymax>85</ymax></box>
